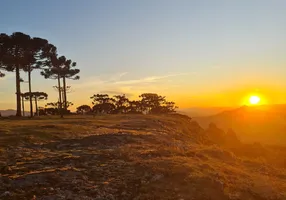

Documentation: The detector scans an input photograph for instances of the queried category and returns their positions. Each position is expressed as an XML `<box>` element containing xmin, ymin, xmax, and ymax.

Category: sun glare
<box><xmin>249</xmin><ymin>95</ymin><xmax>260</xmax><ymax>105</ymax></box>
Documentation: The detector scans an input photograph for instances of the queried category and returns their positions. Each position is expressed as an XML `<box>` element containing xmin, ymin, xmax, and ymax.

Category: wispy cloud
<box><xmin>106</xmin><ymin>72</ymin><xmax>128</xmax><ymax>82</ymax></box>
<box><xmin>70</xmin><ymin>72</ymin><xmax>188</xmax><ymax>101</ymax></box>
<box><xmin>113</xmin><ymin>73</ymin><xmax>187</xmax><ymax>85</ymax></box>
<box><xmin>73</xmin><ymin>72</ymin><xmax>128</xmax><ymax>89</ymax></box>
<box><xmin>99</xmin><ymin>90</ymin><xmax>133</xmax><ymax>97</ymax></box>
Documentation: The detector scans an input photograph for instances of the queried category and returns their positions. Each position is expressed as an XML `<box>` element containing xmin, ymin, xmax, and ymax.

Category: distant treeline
<box><xmin>39</xmin><ymin>93</ymin><xmax>177</xmax><ymax>115</ymax></box>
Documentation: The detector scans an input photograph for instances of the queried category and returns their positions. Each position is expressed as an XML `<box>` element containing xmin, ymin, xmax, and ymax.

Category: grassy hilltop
<box><xmin>0</xmin><ymin>114</ymin><xmax>285</xmax><ymax>200</ymax></box>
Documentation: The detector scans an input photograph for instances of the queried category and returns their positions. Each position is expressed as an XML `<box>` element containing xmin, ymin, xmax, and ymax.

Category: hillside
<box><xmin>0</xmin><ymin>110</ymin><xmax>30</xmax><ymax>117</ymax></box>
<box><xmin>0</xmin><ymin>115</ymin><xmax>285</xmax><ymax>200</ymax></box>
<box><xmin>178</xmin><ymin>107</ymin><xmax>233</xmax><ymax>117</ymax></box>
<box><xmin>195</xmin><ymin>104</ymin><xmax>286</xmax><ymax>145</ymax></box>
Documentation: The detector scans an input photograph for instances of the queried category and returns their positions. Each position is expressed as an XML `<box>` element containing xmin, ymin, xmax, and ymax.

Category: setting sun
<box><xmin>249</xmin><ymin>95</ymin><xmax>261</xmax><ymax>105</ymax></box>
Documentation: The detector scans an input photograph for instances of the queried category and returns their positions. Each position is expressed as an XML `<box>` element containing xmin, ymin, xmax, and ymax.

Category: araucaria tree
<box><xmin>0</xmin><ymin>32</ymin><xmax>54</xmax><ymax>117</ymax></box>
<box><xmin>61</xmin><ymin>60</ymin><xmax>80</xmax><ymax>111</ymax></box>
<box><xmin>22</xmin><ymin>38</ymin><xmax>53</xmax><ymax>117</ymax></box>
<box><xmin>23</xmin><ymin>92</ymin><xmax>48</xmax><ymax>116</ymax></box>
<box><xmin>41</xmin><ymin>55</ymin><xmax>79</xmax><ymax>117</ymax></box>
<box><xmin>0</xmin><ymin>32</ymin><xmax>31</xmax><ymax>116</ymax></box>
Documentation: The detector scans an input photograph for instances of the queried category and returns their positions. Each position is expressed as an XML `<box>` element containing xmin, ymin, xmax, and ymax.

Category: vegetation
<box><xmin>1</xmin><ymin>32</ymin><xmax>177</xmax><ymax>118</ymax></box>
<box><xmin>76</xmin><ymin>104</ymin><xmax>92</xmax><ymax>114</ymax></box>
<box><xmin>88</xmin><ymin>93</ymin><xmax>177</xmax><ymax>115</ymax></box>
<box><xmin>0</xmin><ymin>32</ymin><xmax>80</xmax><ymax>118</ymax></box>
<box><xmin>41</xmin><ymin>55</ymin><xmax>80</xmax><ymax>117</ymax></box>
<box><xmin>0</xmin><ymin>32</ymin><xmax>55</xmax><ymax>117</ymax></box>
<box><xmin>22</xmin><ymin>92</ymin><xmax>48</xmax><ymax>116</ymax></box>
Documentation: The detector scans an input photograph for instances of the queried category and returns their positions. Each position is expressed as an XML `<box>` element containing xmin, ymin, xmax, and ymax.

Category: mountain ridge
<box><xmin>0</xmin><ymin>109</ymin><xmax>30</xmax><ymax>117</ymax></box>
<box><xmin>195</xmin><ymin>104</ymin><xmax>286</xmax><ymax>145</ymax></box>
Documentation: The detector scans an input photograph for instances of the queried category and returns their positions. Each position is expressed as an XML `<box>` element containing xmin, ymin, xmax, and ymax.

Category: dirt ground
<box><xmin>0</xmin><ymin>115</ymin><xmax>285</xmax><ymax>200</ymax></box>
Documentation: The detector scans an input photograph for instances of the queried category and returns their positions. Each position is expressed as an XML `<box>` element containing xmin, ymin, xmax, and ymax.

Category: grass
<box><xmin>0</xmin><ymin>114</ymin><xmax>285</xmax><ymax>200</ymax></box>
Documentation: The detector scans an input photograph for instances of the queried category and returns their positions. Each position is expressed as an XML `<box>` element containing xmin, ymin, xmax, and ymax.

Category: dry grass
<box><xmin>0</xmin><ymin>114</ymin><xmax>285</xmax><ymax>200</ymax></box>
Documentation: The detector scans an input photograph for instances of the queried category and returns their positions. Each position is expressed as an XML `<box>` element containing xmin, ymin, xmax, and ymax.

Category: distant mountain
<box><xmin>195</xmin><ymin>104</ymin><xmax>286</xmax><ymax>145</ymax></box>
<box><xmin>178</xmin><ymin>106</ymin><xmax>233</xmax><ymax>117</ymax></box>
<box><xmin>0</xmin><ymin>109</ymin><xmax>30</xmax><ymax>117</ymax></box>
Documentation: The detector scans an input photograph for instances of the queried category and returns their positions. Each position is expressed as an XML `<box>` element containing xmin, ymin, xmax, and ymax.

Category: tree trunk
<box><xmin>63</xmin><ymin>76</ymin><xmax>67</xmax><ymax>111</ymax></box>
<box><xmin>57</xmin><ymin>75</ymin><xmax>63</xmax><ymax>118</ymax></box>
<box><xmin>28</xmin><ymin>69</ymin><xmax>33</xmax><ymax>117</ymax></box>
<box><xmin>22</xmin><ymin>95</ymin><xmax>25</xmax><ymax>117</ymax></box>
<box><xmin>34</xmin><ymin>96</ymin><xmax>38</xmax><ymax>116</ymax></box>
<box><xmin>15</xmin><ymin>66</ymin><xmax>22</xmax><ymax>117</ymax></box>
<box><xmin>62</xmin><ymin>90</ymin><xmax>64</xmax><ymax>110</ymax></box>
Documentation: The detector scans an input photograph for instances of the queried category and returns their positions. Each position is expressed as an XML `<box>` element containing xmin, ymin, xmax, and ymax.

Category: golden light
<box><xmin>249</xmin><ymin>95</ymin><xmax>260</xmax><ymax>105</ymax></box>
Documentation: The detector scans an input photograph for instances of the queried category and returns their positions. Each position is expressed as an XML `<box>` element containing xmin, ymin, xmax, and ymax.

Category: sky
<box><xmin>0</xmin><ymin>0</ymin><xmax>286</xmax><ymax>110</ymax></box>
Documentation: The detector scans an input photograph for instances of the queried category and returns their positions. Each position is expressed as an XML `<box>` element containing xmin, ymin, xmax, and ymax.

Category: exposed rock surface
<box><xmin>0</xmin><ymin>114</ymin><xmax>285</xmax><ymax>199</ymax></box>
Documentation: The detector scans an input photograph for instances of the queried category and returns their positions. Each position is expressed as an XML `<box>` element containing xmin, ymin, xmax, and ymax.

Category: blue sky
<box><xmin>0</xmin><ymin>0</ymin><xmax>286</xmax><ymax>109</ymax></box>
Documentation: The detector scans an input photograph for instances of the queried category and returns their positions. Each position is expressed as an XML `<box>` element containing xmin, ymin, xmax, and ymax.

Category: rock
<box><xmin>151</xmin><ymin>174</ymin><xmax>164</xmax><ymax>182</ymax></box>
<box><xmin>0</xmin><ymin>191</ymin><xmax>12</xmax><ymax>197</ymax></box>
<box><xmin>228</xmin><ymin>192</ymin><xmax>240</xmax><ymax>200</ymax></box>
<box><xmin>0</xmin><ymin>165</ymin><xmax>12</xmax><ymax>174</ymax></box>
<box><xmin>66</xmin><ymin>191</ymin><xmax>74</xmax><ymax>199</ymax></box>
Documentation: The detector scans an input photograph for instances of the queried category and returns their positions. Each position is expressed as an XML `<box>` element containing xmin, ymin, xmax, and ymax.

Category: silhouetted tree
<box><xmin>0</xmin><ymin>32</ymin><xmax>54</xmax><ymax>116</ymax></box>
<box><xmin>92</xmin><ymin>103</ymin><xmax>115</xmax><ymax>114</ymax></box>
<box><xmin>76</xmin><ymin>105</ymin><xmax>91</xmax><ymax>114</ymax></box>
<box><xmin>23</xmin><ymin>92</ymin><xmax>48</xmax><ymax>116</ymax></box>
<box><xmin>138</xmin><ymin>93</ymin><xmax>177</xmax><ymax>114</ymax></box>
<box><xmin>126</xmin><ymin>100</ymin><xmax>143</xmax><ymax>114</ymax></box>
<box><xmin>87</xmin><ymin>93</ymin><xmax>177</xmax><ymax>115</ymax></box>
<box><xmin>42</xmin><ymin>107</ymin><xmax>58</xmax><ymax>115</ymax></box>
<box><xmin>90</xmin><ymin>94</ymin><xmax>116</xmax><ymax>114</ymax></box>
<box><xmin>18</xmin><ymin>78</ymin><xmax>26</xmax><ymax>116</ymax></box>
<box><xmin>38</xmin><ymin>107</ymin><xmax>47</xmax><ymax>116</ymax></box>
<box><xmin>0</xmin><ymin>35</ymin><xmax>6</xmax><ymax>79</ymax></box>
<box><xmin>139</xmin><ymin>93</ymin><xmax>165</xmax><ymax>114</ymax></box>
<box><xmin>41</xmin><ymin>55</ymin><xmax>65</xmax><ymax>117</ymax></box>
<box><xmin>41</xmin><ymin>55</ymin><xmax>79</xmax><ymax>116</ymax></box>
<box><xmin>0</xmin><ymin>32</ymin><xmax>30</xmax><ymax>116</ymax></box>
<box><xmin>45</xmin><ymin>100</ymin><xmax>73</xmax><ymax>114</ymax></box>
<box><xmin>113</xmin><ymin>94</ymin><xmax>129</xmax><ymax>113</ymax></box>
<box><xmin>22</xmin><ymin>38</ymin><xmax>54</xmax><ymax>117</ymax></box>
<box><xmin>20</xmin><ymin>93</ymin><xmax>26</xmax><ymax>116</ymax></box>
<box><xmin>61</xmin><ymin>60</ymin><xmax>79</xmax><ymax>111</ymax></box>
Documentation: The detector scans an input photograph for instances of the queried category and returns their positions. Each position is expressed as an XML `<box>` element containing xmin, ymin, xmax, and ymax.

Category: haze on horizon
<box><xmin>0</xmin><ymin>0</ymin><xmax>285</xmax><ymax>110</ymax></box>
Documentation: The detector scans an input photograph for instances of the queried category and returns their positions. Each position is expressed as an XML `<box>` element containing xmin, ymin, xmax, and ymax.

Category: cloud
<box><xmin>113</xmin><ymin>73</ymin><xmax>187</xmax><ymax>85</ymax></box>
<box><xmin>73</xmin><ymin>72</ymin><xmax>187</xmax><ymax>90</ymax></box>
<box><xmin>69</xmin><ymin>72</ymin><xmax>188</xmax><ymax>102</ymax></box>
<box><xmin>73</xmin><ymin>72</ymin><xmax>128</xmax><ymax>89</ymax></box>
<box><xmin>99</xmin><ymin>90</ymin><xmax>134</xmax><ymax>97</ymax></box>
<box><xmin>106</xmin><ymin>72</ymin><xmax>128</xmax><ymax>82</ymax></box>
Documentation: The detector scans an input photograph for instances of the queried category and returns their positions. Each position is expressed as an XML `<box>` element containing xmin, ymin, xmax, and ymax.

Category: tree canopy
<box><xmin>89</xmin><ymin>93</ymin><xmax>177</xmax><ymax>115</ymax></box>
<box><xmin>0</xmin><ymin>32</ymin><xmax>56</xmax><ymax>116</ymax></box>
<box><xmin>0</xmin><ymin>32</ymin><xmax>179</xmax><ymax>118</ymax></box>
